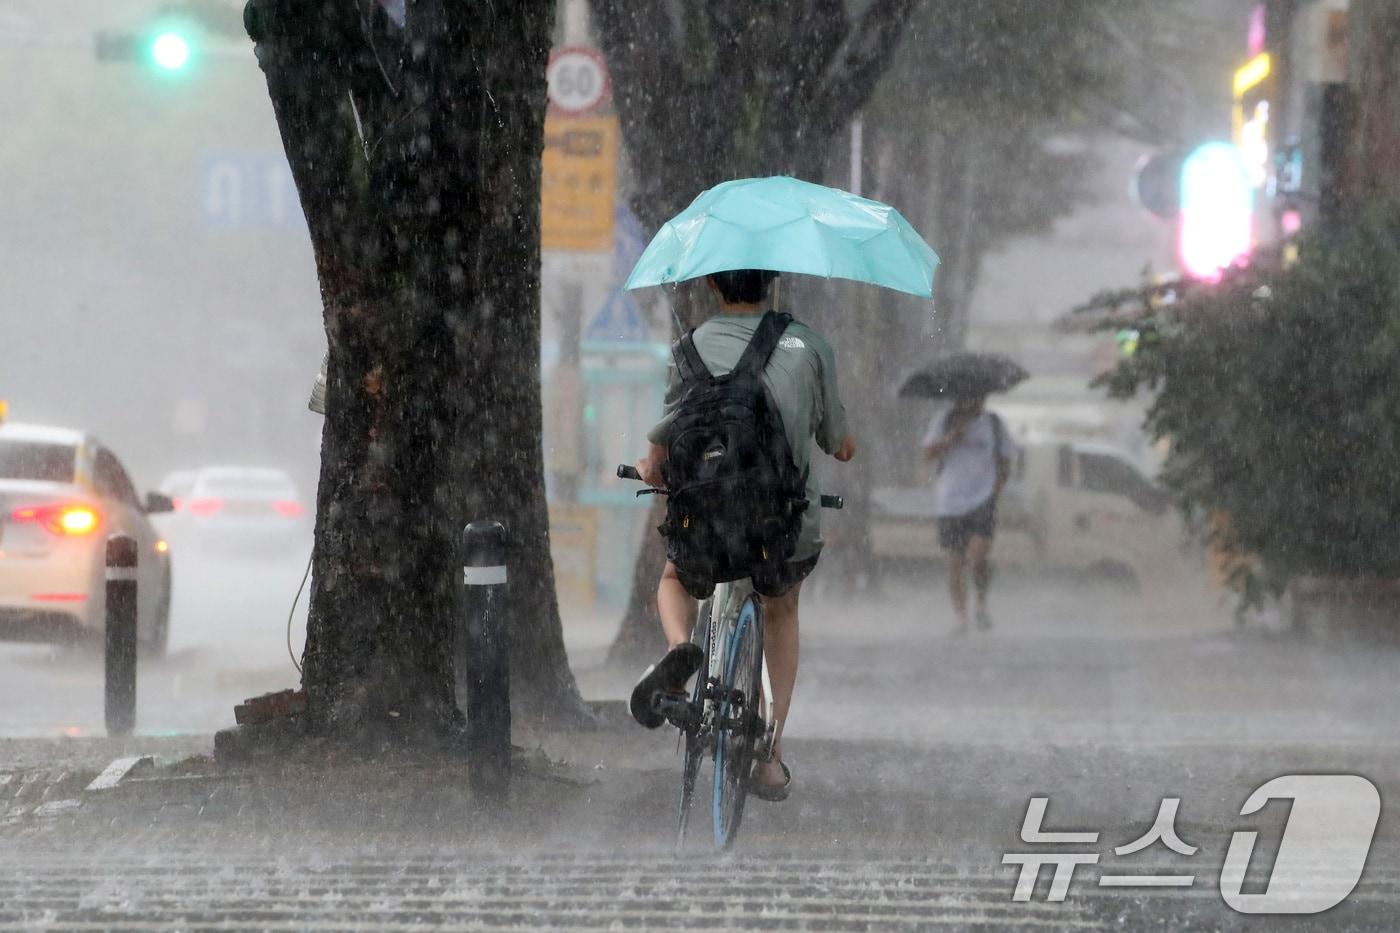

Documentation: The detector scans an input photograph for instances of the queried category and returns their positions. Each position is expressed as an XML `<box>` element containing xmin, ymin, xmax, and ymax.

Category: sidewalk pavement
<box><xmin>6</xmin><ymin>728</ymin><xmax>1400</xmax><ymax>931</ymax></box>
<box><xmin>7</xmin><ymin>580</ymin><xmax>1400</xmax><ymax>929</ymax></box>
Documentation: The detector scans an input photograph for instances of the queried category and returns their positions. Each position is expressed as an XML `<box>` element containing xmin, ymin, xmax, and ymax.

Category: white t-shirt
<box><xmin>922</xmin><ymin>410</ymin><xmax>1017</xmax><ymax>517</ymax></box>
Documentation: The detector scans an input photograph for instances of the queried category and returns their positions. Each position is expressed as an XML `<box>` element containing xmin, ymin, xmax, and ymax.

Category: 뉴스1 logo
<box><xmin>1002</xmin><ymin>774</ymin><xmax>1380</xmax><ymax>914</ymax></box>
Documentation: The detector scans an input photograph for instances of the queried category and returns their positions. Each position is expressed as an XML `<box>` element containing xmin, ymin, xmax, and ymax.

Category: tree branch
<box><xmin>804</xmin><ymin>0</ymin><xmax>917</xmax><ymax>153</ymax></box>
<box><xmin>593</xmin><ymin>1</ymin><xmax>698</xmax><ymax>228</ymax></box>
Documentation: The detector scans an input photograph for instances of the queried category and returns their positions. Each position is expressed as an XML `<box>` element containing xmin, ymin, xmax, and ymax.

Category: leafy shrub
<box><xmin>1097</xmin><ymin>210</ymin><xmax>1400</xmax><ymax>589</ymax></box>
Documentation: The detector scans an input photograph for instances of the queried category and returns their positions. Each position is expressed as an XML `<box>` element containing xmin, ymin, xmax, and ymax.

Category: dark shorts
<box><xmin>671</xmin><ymin>550</ymin><xmax>820</xmax><ymax>600</ymax></box>
<box><xmin>751</xmin><ymin>552</ymin><xmax>820</xmax><ymax>598</ymax></box>
<box><xmin>938</xmin><ymin>498</ymin><xmax>996</xmax><ymax>552</ymax></box>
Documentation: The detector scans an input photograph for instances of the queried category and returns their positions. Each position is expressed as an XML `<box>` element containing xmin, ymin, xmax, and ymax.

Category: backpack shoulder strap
<box><xmin>673</xmin><ymin>331</ymin><xmax>711</xmax><ymax>385</ymax></box>
<box><xmin>734</xmin><ymin>311</ymin><xmax>793</xmax><ymax>378</ymax></box>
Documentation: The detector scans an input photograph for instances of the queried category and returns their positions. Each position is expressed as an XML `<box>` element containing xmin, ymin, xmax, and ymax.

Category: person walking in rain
<box><xmin>922</xmin><ymin>393</ymin><xmax>1016</xmax><ymax>634</ymax></box>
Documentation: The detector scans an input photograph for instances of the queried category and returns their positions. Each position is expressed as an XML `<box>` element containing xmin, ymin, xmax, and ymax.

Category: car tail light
<box><xmin>10</xmin><ymin>504</ymin><xmax>101</xmax><ymax>536</ymax></box>
<box><xmin>273</xmin><ymin>500</ymin><xmax>303</xmax><ymax>518</ymax></box>
<box><xmin>187</xmin><ymin>498</ymin><xmax>223</xmax><ymax>516</ymax></box>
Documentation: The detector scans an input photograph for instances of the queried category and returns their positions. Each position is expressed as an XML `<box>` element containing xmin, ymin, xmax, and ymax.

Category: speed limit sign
<box><xmin>547</xmin><ymin>46</ymin><xmax>611</xmax><ymax>116</ymax></box>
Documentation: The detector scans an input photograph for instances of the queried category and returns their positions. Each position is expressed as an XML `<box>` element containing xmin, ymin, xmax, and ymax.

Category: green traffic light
<box><xmin>150</xmin><ymin>31</ymin><xmax>191</xmax><ymax>71</ymax></box>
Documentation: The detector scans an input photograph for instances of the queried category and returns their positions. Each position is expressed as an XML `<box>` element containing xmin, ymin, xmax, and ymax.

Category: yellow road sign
<box><xmin>542</xmin><ymin>114</ymin><xmax>618</xmax><ymax>253</ymax></box>
<box><xmin>549</xmin><ymin>504</ymin><xmax>597</xmax><ymax>608</ymax></box>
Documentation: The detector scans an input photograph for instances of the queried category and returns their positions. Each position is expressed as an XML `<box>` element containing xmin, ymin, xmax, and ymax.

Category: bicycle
<box><xmin>618</xmin><ymin>463</ymin><xmax>842</xmax><ymax>848</ymax></box>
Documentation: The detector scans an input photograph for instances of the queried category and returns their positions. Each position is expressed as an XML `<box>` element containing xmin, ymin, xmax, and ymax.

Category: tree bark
<box><xmin>925</xmin><ymin>130</ymin><xmax>985</xmax><ymax>355</ymax></box>
<box><xmin>603</xmin><ymin>499</ymin><xmax>667</xmax><ymax>665</ymax></box>
<box><xmin>246</xmin><ymin>0</ymin><xmax>582</xmax><ymax>744</ymax></box>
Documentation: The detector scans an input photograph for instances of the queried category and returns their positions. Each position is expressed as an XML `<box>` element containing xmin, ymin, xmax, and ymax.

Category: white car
<box><xmin>0</xmin><ymin>422</ymin><xmax>174</xmax><ymax>655</ymax></box>
<box><xmin>159</xmin><ymin>466</ymin><xmax>307</xmax><ymax>554</ymax></box>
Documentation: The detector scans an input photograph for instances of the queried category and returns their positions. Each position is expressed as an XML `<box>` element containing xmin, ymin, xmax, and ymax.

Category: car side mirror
<box><xmin>144</xmin><ymin>491</ymin><xmax>175</xmax><ymax>514</ymax></box>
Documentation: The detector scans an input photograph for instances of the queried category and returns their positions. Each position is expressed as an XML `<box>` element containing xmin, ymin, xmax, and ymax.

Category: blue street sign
<box><xmin>199</xmin><ymin>153</ymin><xmax>305</xmax><ymax>231</ymax></box>
<box><xmin>584</xmin><ymin>287</ymin><xmax>648</xmax><ymax>343</ymax></box>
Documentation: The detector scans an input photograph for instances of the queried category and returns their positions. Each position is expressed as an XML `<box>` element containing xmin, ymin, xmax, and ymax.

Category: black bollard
<box><xmin>461</xmin><ymin>521</ymin><xmax>510</xmax><ymax>799</ymax></box>
<box><xmin>104</xmin><ymin>534</ymin><xmax>139</xmax><ymax>737</ymax></box>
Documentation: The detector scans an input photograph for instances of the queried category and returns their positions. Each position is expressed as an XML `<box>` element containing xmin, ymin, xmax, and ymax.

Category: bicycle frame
<box><xmin>694</xmin><ymin>578</ymin><xmax>777</xmax><ymax>764</ymax></box>
<box><xmin>667</xmin><ymin>575</ymin><xmax>776</xmax><ymax>849</ymax></box>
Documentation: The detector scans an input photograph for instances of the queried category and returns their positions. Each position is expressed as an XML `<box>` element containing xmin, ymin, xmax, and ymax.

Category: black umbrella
<box><xmin>898</xmin><ymin>352</ymin><xmax>1029</xmax><ymax>399</ymax></box>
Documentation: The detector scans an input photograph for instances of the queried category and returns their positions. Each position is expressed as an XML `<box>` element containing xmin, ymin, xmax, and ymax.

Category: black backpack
<box><xmin>658</xmin><ymin>311</ymin><xmax>809</xmax><ymax>598</ymax></box>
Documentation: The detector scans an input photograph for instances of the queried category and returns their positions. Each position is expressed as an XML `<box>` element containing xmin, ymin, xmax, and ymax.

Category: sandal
<box><xmin>629</xmin><ymin>644</ymin><xmax>704</xmax><ymax>728</ymax></box>
<box><xmin>748</xmin><ymin>761</ymin><xmax>791</xmax><ymax>802</ymax></box>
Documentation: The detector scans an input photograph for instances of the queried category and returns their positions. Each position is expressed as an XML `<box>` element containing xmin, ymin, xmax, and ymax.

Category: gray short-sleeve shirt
<box><xmin>647</xmin><ymin>313</ymin><xmax>849</xmax><ymax>561</ymax></box>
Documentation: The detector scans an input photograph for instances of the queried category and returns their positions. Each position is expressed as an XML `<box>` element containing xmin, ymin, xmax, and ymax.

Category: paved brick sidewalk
<box><xmin>5</xmin><ymin>733</ymin><xmax>1400</xmax><ymax>930</ymax></box>
<box><xmin>6</xmin><ymin>838</ymin><xmax>1400</xmax><ymax>930</ymax></box>
<box><xmin>0</xmin><ymin>849</ymin><xmax>1106</xmax><ymax>931</ymax></box>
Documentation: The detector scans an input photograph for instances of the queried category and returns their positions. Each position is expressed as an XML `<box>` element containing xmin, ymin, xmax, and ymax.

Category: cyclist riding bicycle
<box><xmin>630</xmin><ymin>268</ymin><xmax>856</xmax><ymax>801</ymax></box>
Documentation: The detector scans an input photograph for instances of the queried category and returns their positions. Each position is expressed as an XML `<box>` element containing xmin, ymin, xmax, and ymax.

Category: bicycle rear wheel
<box><xmin>676</xmin><ymin>727</ymin><xmax>704</xmax><ymax>847</ymax></box>
<box><xmin>676</xmin><ymin>603</ymin><xmax>711</xmax><ymax>848</ymax></box>
<box><xmin>713</xmin><ymin>593</ymin><xmax>763</xmax><ymax>848</ymax></box>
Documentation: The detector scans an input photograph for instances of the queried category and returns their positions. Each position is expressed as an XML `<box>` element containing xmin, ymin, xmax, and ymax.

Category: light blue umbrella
<box><xmin>624</xmin><ymin>176</ymin><xmax>939</xmax><ymax>298</ymax></box>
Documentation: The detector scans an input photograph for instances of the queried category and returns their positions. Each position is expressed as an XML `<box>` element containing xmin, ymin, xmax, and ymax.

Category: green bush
<box><xmin>1098</xmin><ymin>210</ymin><xmax>1400</xmax><ymax>589</ymax></box>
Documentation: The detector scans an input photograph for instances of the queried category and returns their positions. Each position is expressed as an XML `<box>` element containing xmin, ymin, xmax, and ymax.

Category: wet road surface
<box><xmin>4</xmin><ymin>555</ymin><xmax>1400</xmax><ymax>929</ymax></box>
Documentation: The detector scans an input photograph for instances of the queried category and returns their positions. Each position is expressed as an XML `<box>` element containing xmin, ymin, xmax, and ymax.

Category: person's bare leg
<box><xmin>753</xmin><ymin>582</ymin><xmax>801</xmax><ymax>787</ymax></box>
<box><xmin>968</xmin><ymin>535</ymin><xmax>993</xmax><ymax>626</ymax></box>
<box><xmin>947</xmin><ymin>548</ymin><xmax>970</xmax><ymax>633</ymax></box>
<box><xmin>658</xmin><ymin>561</ymin><xmax>697</xmax><ymax>648</ymax></box>
<box><xmin>630</xmin><ymin>561</ymin><xmax>703</xmax><ymax>728</ymax></box>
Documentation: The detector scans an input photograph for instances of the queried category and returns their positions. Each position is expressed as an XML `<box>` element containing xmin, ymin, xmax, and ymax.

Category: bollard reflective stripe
<box><xmin>463</xmin><ymin>565</ymin><xmax>507</xmax><ymax>586</ymax></box>
<box><xmin>104</xmin><ymin>567</ymin><xmax>139</xmax><ymax>582</ymax></box>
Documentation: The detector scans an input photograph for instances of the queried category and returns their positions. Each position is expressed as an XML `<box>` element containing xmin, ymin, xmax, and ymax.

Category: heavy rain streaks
<box><xmin>4</xmin><ymin>0</ymin><xmax>1400</xmax><ymax>930</ymax></box>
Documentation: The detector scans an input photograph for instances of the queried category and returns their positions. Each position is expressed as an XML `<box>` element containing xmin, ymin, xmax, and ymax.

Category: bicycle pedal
<box><xmin>651</xmin><ymin>689</ymin><xmax>697</xmax><ymax>728</ymax></box>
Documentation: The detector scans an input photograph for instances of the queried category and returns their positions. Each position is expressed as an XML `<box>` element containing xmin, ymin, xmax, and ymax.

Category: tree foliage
<box><xmin>864</xmin><ymin>0</ymin><xmax>1215</xmax><ymax>348</ymax></box>
<box><xmin>594</xmin><ymin>0</ymin><xmax>915</xmax><ymax>237</ymax></box>
<box><xmin>1094</xmin><ymin>210</ymin><xmax>1400</xmax><ymax>588</ymax></box>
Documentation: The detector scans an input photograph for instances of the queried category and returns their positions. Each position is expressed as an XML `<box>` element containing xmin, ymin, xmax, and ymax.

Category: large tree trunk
<box><xmin>246</xmin><ymin>0</ymin><xmax>582</xmax><ymax>743</ymax></box>
<box><xmin>917</xmin><ymin>130</ymin><xmax>983</xmax><ymax>356</ymax></box>
<box><xmin>602</xmin><ymin>282</ymin><xmax>710</xmax><ymax>666</ymax></box>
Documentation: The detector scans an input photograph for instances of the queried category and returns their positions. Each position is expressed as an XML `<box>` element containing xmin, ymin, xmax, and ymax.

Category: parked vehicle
<box><xmin>870</xmin><ymin>440</ymin><xmax>1194</xmax><ymax>590</ymax></box>
<box><xmin>158</xmin><ymin>466</ymin><xmax>308</xmax><ymax>555</ymax></box>
<box><xmin>157</xmin><ymin>469</ymin><xmax>198</xmax><ymax>511</ymax></box>
<box><xmin>0</xmin><ymin>422</ymin><xmax>174</xmax><ymax>654</ymax></box>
